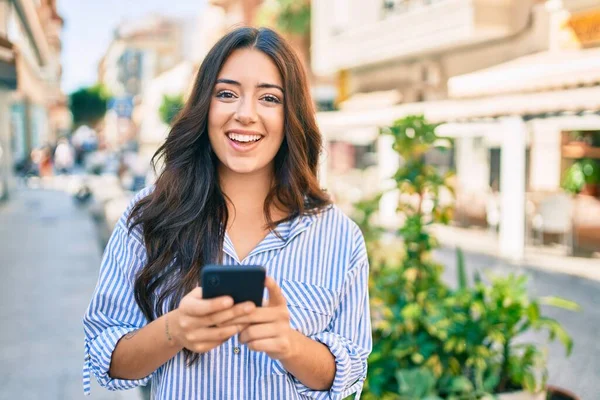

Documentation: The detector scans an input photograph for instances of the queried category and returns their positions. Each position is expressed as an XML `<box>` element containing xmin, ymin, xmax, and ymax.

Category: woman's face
<box><xmin>208</xmin><ymin>48</ymin><xmax>285</xmax><ymax>176</ymax></box>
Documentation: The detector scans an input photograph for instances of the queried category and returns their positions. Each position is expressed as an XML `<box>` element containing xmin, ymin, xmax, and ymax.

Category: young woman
<box><xmin>83</xmin><ymin>27</ymin><xmax>372</xmax><ymax>400</ymax></box>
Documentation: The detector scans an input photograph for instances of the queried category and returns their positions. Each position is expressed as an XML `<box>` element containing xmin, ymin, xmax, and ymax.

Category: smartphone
<box><xmin>200</xmin><ymin>265</ymin><xmax>266</xmax><ymax>307</ymax></box>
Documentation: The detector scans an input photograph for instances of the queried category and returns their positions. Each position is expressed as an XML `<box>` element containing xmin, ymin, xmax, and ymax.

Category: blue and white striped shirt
<box><xmin>83</xmin><ymin>187</ymin><xmax>372</xmax><ymax>400</ymax></box>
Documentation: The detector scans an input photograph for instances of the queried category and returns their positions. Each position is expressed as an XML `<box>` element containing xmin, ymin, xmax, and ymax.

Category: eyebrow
<box><xmin>215</xmin><ymin>78</ymin><xmax>285</xmax><ymax>94</ymax></box>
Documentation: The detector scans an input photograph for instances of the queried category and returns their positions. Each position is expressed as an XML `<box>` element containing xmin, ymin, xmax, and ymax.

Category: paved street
<box><xmin>0</xmin><ymin>188</ymin><xmax>597</xmax><ymax>399</ymax></box>
<box><xmin>434</xmin><ymin>248</ymin><xmax>600</xmax><ymax>399</ymax></box>
<box><xmin>0</xmin><ymin>188</ymin><xmax>143</xmax><ymax>400</ymax></box>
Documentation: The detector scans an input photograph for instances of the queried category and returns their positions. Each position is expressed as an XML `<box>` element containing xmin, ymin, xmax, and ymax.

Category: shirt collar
<box><xmin>222</xmin><ymin>208</ymin><xmax>326</xmax><ymax>262</ymax></box>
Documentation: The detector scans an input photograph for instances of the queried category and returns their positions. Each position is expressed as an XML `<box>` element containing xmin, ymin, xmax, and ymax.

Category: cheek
<box><xmin>208</xmin><ymin>102</ymin><xmax>228</xmax><ymax>142</ymax></box>
<box><xmin>264</xmin><ymin>108</ymin><xmax>285</xmax><ymax>143</ymax></box>
<box><xmin>208</xmin><ymin>101</ymin><xmax>225</xmax><ymax>128</ymax></box>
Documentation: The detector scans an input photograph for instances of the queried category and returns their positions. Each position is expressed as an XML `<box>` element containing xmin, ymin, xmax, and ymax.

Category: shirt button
<box><xmin>233</xmin><ymin>346</ymin><xmax>240</xmax><ymax>354</ymax></box>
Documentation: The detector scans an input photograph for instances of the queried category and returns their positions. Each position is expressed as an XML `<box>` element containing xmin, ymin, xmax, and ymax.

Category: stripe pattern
<box><xmin>83</xmin><ymin>187</ymin><xmax>372</xmax><ymax>399</ymax></box>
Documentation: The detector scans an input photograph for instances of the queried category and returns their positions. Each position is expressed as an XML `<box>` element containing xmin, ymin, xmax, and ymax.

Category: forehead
<box><xmin>218</xmin><ymin>48</ymin><xmax>282</xmax><ymax>86</ymax></box>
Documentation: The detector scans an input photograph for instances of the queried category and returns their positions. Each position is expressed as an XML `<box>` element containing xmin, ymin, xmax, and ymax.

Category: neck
<box><xmin>219</xmin><ymin>164</ymin><xmax>275</xmax><ymax>218</ymax></box>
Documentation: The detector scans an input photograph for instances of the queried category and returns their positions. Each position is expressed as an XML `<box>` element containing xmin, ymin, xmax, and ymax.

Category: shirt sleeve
<box><xmin>82</xmin><ymin>210</ymin><xmax>153</xmax><ymax>394</ymax></box>
<box><xmin>295</xmin><ymin>228</ymin><xmax>373</xmax><ymax>400</ymax></box>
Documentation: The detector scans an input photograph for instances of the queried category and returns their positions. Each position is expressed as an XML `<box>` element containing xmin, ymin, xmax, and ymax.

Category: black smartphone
<box><xmin>200</xmin><ymin>265</ymin><xmax>266</xmax><ymax>307</ymax></box>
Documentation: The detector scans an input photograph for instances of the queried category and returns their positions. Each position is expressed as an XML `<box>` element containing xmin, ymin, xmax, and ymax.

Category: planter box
<box><xmin>497</xmin><ymin>391</ymin><xmax>546</xmax><ymax>400</ymax></box>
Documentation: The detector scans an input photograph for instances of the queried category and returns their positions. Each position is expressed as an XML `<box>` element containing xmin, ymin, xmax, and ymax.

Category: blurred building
<box><xmin>313</xmin><ymin>0</ymin><xmax>600</xmax><ymax>258</ymax></box>
<box><xmin>210</xmin><ymin>0</ymin><xmax>263</xmax><ymax>27</ymax></box>
<box><xmin>135</xmin><ymin>5</ymin><xmax>227</xmax><ymax>183</ymax></box>
<box><xmin>97</xmin><ymin>15</ymin><xmax>184</xmax><ymax>150</ymax></box>
<box><xmin>0</xmin><ymin>0</ymin><xmax>68</xmax><ymax>200</ymax></box>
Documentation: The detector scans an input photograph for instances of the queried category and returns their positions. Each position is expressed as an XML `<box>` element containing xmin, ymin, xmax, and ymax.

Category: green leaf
<box><xmin>483</xmin><ymin>374</ymin><xmax>500</xmax><ymax>391</ymax></box>
<box><xmin>539</xmin><ymin>296</ymin><xmax>581</xmax><ymax>311</ymax></box>
<box><xmin>526</xmin><ymin>303</ymin><xmax>540</xmax><ymax>323</ymax></box>
<box><xmin>536</xmin><ymin>317</ymin><xmax>574</xmax><ymax>356</ymax></box>
<box><xmin>456</xmin><ymin>247</ymin><xmax>468</xmax><ymax>290</ymax></box>
<box><xmin>523</xmin><ymin>371</ymin><xmax>537</xmax><ymax>392</ymax></box>
<box><xmin>447</xmin><ymin>376</ymin><xmax>474</xmax><ymax>393</ymax></box>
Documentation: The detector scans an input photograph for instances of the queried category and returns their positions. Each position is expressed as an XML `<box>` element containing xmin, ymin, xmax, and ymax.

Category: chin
<box><xmin>223</xmin><ymin>159</ymin><xmax>264</xmax><ymax>175</ymax></box>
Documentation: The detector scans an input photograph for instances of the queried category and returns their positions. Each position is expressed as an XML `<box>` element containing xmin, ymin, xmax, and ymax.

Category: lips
<box><xmin>225</xmin><ymin>129</ymin><xmax>264</xmax><ymax>152</ymax></box>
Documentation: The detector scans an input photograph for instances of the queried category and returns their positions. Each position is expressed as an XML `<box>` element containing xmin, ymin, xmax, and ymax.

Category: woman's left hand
<box><xmin>222</xmin><ymin>277</ymin><xmax>299</xmax><ymax>361</ymax></box>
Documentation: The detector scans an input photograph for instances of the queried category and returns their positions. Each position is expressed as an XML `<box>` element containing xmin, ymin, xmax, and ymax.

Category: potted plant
<box><xmin>358</xmin><ymin>115</ymin><xmax>580</xmax><ymax>400</ymax></box>
<box><xmin>562</xmin><ymin>158</ymin><xmax>600</xmax><ymax>197</ymax></box>
<box><xmin>446</xmin><ymin>254</ymin><xmax>580</xmax><ymax>400</ymax></box>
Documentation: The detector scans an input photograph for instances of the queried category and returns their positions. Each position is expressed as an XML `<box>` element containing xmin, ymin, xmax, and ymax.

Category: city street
<box><xmin>0</xmin><ymin>188</ymin><xmax>597</xmax><ymax>399</ymax></box>
<box><xmin>0</xmin><ymin>188</ymin><xmax>142</xmax><ymax>400</ymax></box>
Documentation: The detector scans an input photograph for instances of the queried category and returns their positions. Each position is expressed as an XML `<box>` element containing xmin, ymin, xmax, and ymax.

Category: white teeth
<box><xmin>227</xmin><ymin>133</ymin><xmax>262</xmax><ymax>143</ymax></box>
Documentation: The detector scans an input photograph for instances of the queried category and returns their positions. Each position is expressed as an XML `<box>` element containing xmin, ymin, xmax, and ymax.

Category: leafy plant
<box><xmin>445</xmin><ymin>269</ymin><xmax>579</xmax><ymax>397</ymax></box>
<box><xmin>362</xmin><ymin>115</ymin><xmax>456</xmax><ymax>399</ymax></box>
<box><xmin>562</xmin><ymin>158</ymin><xmax>600</xmax><ymax>194</ymax></box>
<box><xmin>358</xmin><ymin>115</ymin><xmax>579</xmax><ymax>399</ymax></box>
<box><xmin>159</xmin><ymin>94</ymin><xmax>184</xmax><ymax>126</ymax></box>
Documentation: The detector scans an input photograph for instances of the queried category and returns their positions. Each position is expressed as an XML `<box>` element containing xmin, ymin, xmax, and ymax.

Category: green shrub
<box><xmin>357</xmin><ymin>115</ymin><xmax>579</xmax><ymax>399</ymax></box>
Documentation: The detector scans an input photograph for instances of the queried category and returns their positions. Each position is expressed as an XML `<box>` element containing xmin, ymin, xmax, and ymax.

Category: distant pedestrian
<box><xmin>34</xmin><ymin>146</ymin><xmax>53</xmax><ymax>178</ymax></box>
<box><xmin>54</xmin><ymin>138</ymin><xmax>75</xmax><ymax>174</ymax></box>
<box><xmin>83</xmin><ymin>27</ymin><xmax>372</xmax><ymax>400</ymax></box>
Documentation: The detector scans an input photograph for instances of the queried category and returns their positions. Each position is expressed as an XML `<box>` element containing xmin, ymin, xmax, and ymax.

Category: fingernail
<box><xmin>223</xmin><ymin>298</ymin><xmax>233</xmax><ymax>307</ymax></box>
<box><xmin>244</xmin><ymin>304</ymin><xmax>254</xmax><ymax>312</ymax></box>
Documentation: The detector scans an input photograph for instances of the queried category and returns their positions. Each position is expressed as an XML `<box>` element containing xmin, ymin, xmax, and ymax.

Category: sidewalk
<box><xmin>432</xmin><ymin>224</ymin><xmax>600</xmax><ymax>282</ymax></box>
<box><xmin>0</xmin><ymin>188</ymin><xmax>143</xmax><ymax>400</ymax></box>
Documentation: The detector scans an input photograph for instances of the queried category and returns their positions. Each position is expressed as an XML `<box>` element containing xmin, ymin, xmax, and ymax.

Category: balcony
<box><xmin>312</xmin><ymin>0</ymin><xmax>534</xmax><ymax>75</ymax></box>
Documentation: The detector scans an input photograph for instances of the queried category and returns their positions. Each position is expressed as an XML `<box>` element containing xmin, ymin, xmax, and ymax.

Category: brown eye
<box><xmin>261</xmin><ymin>94</ymin><xmax>281</xmax><ymax>104</ymax></box>
<box><xmin>216</xmin><ymin>90</ymin><xmax>236</xmax><ymax>99</ymax></box>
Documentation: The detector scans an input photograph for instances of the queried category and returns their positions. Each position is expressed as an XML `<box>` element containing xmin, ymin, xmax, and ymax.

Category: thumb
<box><xmin>188</xmin><ymin>287</ymin><xmax>203</xmax><ymax>300</ymax></box>
<box><xmin>265</xmin><ymin>277</ymin><xmax>286</xmax><ymax>307</ymax></box>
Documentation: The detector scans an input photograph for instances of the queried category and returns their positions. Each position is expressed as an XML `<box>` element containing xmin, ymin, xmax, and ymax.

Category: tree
<box><xmin>159</xmin><ymin>94</ymin><xmax>184</xmax><ymax>126</ymax></box>
<box><xmin>69</xmin><ymin>84</ymin><xmax>110</xmax><ymax>127</ymax></box>
<box><xmin>274</xmin><ymin>0</ymin><xmax>310</xmax><ymax>36</ymax></box>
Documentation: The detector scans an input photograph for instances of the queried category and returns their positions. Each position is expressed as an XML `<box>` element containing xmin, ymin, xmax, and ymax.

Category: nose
<box><xmin>234</xmin><ymin>98</ymin><xmax>258</xmax><ymax>125</ymax></box>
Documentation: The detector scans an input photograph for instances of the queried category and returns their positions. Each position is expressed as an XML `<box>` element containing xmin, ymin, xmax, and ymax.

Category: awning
<box><xmin>448</xmin><ymin>48</ymin><xmax>600</xmax><ymax>98</ymax></box>
<box><xmin>317</xmin><ymin>85</ymin><xmax>600</xmax><ymax>142</ymax></box>
<box><xmin>338</xmin><ymin>90</ymin><xmax>402</xmax><ymax>112</ymax></box>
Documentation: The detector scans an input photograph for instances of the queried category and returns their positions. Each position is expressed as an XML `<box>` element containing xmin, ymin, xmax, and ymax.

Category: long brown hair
<box><xmin>128</xmin><ymin>27</ymin><xmax>330</xmax><ymax>361</ymax></box>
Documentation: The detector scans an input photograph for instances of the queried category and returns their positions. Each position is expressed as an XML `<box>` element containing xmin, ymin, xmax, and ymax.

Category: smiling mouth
<box><xmin>226</xmin><ymin>132</ymin><xmax>264</xmax><ymax>144</ymax></box>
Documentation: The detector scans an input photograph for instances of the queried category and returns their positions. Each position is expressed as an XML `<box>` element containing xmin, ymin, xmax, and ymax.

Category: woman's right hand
<box><xmin>169</xmin><ymin>287</ymin><xmax>256</xmax><ymax>354</ymax></box>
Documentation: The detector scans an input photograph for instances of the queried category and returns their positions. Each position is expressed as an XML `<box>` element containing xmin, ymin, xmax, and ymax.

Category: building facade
<box><xmin>313</xmin><ymin>0</ymin><xmax>600</xmax><ymax>258</ymax></box>
<box><xmin>97</xmin><ymin>15</ymin><xmax>184</xmax><ymax>150</ymax></box>
<box><xmin>0</xmin><ymin>0</ymin><xmax>67</xmax><ymax>200</ymax></box>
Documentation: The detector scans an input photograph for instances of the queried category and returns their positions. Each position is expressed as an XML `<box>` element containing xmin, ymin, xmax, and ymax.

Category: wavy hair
<box><xmin>127</xmin><ymin>27</ymin><xmax>330</xmax><ymax>361</ymax></box>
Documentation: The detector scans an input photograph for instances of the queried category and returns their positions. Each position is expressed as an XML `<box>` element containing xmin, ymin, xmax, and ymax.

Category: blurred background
<box><xmin>0</xmin><ymin>0</ymin><xmax>599</xmax><ymax>399</ymax></box>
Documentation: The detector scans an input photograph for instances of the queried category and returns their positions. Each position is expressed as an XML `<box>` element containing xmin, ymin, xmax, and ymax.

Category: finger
<box><xmin>223</xmin><ymin>308</ymin><xmax>278</xmax><ymax>325</ymax></box>
<box><xmin>197</xmin><ymin>324</ymin><xmax>241</xmax><ymax>342</ymax></box>
<box><xmin>190</xmin><ymin>340</ymin><xmax>224</xmax><ymax>354</ymax></box>
<box><xmin>246</xmin><ymin>337</ymin><xmax>282</xmax><ymax>354</ymax></box>
<box><xmin>182</xmin><ymin>295</ymin><xmax>234</xmax><ymax>317</ymax></box>
<box><xmin>265</xmin><ymin>277</ymin><xmax>286</xmax><ymax>307</ymax></box>
<box><xmin>239</xmin><ymin>322</ymin><xmax>279</xmax><ymax>344</ymax></box>
<box><xmin>201</xmin><ymin>302</ymin><xmax>255</xmax><ymax>327</ymax></box>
